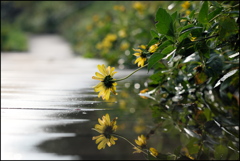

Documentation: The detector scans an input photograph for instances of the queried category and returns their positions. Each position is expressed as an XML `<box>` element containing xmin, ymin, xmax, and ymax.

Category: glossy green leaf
<box><xmin>148</xmin><ymin>52</ymin><xmax>166</xmax><ymax>71</ymax></box>
<box><xmin>150</xmin><ymin>29</ymin><xmax>159</xmax><ymax>38</ymax></box>
<box><xmin>155</xmin><ymin>8</ymin><xmax>174</xmax><ymax>37</ymax></box>
<box><xmin>208</xmin><ymin>7</ymin><xmax>223</xmax><ymax>21</ymax></box>
<box><xmin>198</xmin><ymin>1</ymin><xmax>209</xmax><ymax>24</ymax></box>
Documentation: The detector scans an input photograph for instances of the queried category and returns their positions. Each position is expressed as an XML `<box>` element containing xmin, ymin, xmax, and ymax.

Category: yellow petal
<box><xmin>97</xmin><ymin>64</ymin><xmax>107</xmax><ymax>76</ymax></box>
<box><xmin>134</xmin><ymin>53</ymin><xmax>141</xmax><ymax>57</ymax></box>
<box><xmin>92</xmin><ymin>76</ymin><xmax>102</xmax><ymax>81</ymax></box>
<box><xmin>95</xmin><ymin>72</ymin><xmax>104</xmax><ymax>78</ymax></box>
<box><xmin>104</xmin><ymin>113</ymin><xmax>111</xmax><ymax>126</ymax></box>
<box><xmin>96</xmin><ymin>135</ymin><xmax>105</xmax><ymax>144</ymax></box>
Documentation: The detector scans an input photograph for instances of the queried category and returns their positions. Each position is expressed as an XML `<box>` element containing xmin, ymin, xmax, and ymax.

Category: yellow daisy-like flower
<box><xmin>148</xmin><ymin>43</ymin><xmax>159</xmax><ymax>53</ymax></box>
<box><xmin>133</xmin><ymin>47</ymin><xmax>147</xmax><ymax>67</ymax></box>
<box><xmin>133</xmin><ymin>134</ymin><xmax>147</xmax><ymax>153</ymax></box>
<box><xmin>149</xmin><ymin>147</ymin><xmax>159</xmax><ymax>158</ymax></box>
<box><xmin>92</xmin><ymin>64</ymin><xmax>118</xmax><ymax>100</ymax></box>
<box><xmin>181</xmin><ymin>1</ymin><xmax>191</xmax><ymax>10</ymax></box>
<box><xmin>92</xmin><ymin>113</ymin><xmax>118</xmax><ymax>150</ymax></box>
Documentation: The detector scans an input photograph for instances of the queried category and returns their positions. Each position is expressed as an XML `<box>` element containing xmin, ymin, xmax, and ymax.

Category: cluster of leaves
<box><xmin>90</xmin><ymin>1</ymin><xmax>239</xmax><ymax>160</ymax></box>
<box><xmin>1</xmin><ymin>22</ymin><xmax>28</xmax><ymax>51</ymax></box>
<box><xmin>135</xmin><ymin>1</ymin><xmax>239</xmax><ymax>160</ymax></box>
<box><xmin>60</xmin><ymin>1</ymin><xmax>168</xmax><ymax>69</ymax></box>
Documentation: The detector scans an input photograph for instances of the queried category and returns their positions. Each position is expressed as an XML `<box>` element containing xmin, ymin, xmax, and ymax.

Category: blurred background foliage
<box><xmin>2</xmin><ymin>1</ymin><xmax>179</xmax><ymax>68</ymax></box>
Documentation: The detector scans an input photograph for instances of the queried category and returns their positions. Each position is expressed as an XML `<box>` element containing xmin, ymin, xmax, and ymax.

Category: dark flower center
<box><xmin>103</xmin><ymin>75</ymin><xmax>114</xmax><ymax>88</ymax></box>
<box><xmin>141</xmin><ymin>52</ymin><xmax>148</xmax><ymax>58</ymax></box>
<box><xmin>104</xmin><ymin>126</ymin><xmax>114</xmax><ymax>139</ymax></box>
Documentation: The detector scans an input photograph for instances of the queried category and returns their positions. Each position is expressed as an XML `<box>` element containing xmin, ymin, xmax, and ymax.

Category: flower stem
<box><xmin>112</xmin><ymin>133</ymin><xmax>148</xmax><ymax>155</ymax></box>
<box><xmin>114</xmin><ymin>64</ymin><xmax>148</xmax><ymax>82</ymax></box>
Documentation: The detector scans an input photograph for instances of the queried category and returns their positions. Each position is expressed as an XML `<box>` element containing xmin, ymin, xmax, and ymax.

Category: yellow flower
<box><xmin>139</xmin><ymin>45</ymin><xmax>147</xmax><ymax>50</ymax></box>
<box><xmin>120</xmin><ymin>42</ymin><xmax>130</xmax><ymax>51</ymax></box>
<box><xmin>132</xmin><ymin>2</ymin><xmax>146</xmax><ymax>14</ymax></box>
<box><xmin>105</xmin><ymin>34</ymin><xmax>117</xmax><ymax>42</ymax></box>
<box><xmin>149</xmin><ymin>147</ymin><xmax>159</xmax><ymax>158</ymax></box>
<box><xmin>118</xmin><ymin>29</ymin><xmax>127</xmax><ymax>38</ymax></box>
<box><xmin>181</xmin><ymin>1</ymin><xmax>191</xmax><ymax>10</ymax></box>
<box><xmin>113</xmin><ymin>5</ymin><xmax>125</xmax><ymax>12</ymax></box>
<box><xmin>92</xmin><ymin>113</ymin><xmax>118</xmax><ymax>150</ymax></box>
<box><xmin>133</xmin><ymin>45</ymin><xmax>147</xmax><ymax>67</ymax></box>
<box><xmin>133</xmin><ymin>134</ymin><xmax>147</xmax><ymax>153</ymax></box>
<box><xmin>148</xmin><ymin>43</ymin><xmax>159</xmax><ymax>53</ymax></box>
<box><xmin>92</xmin><ymin>64</ymin><xmax>118</xmax><ymax>100</ymax></box>
<box><xmin>190</xmin><ymin>36</ymin><xmax>197</xmax><ymax>41</ymax></box>
<box><xmin>185</xmin><ymin>10</ymin><xmax>191</xmax><ymax>15</ymax></box>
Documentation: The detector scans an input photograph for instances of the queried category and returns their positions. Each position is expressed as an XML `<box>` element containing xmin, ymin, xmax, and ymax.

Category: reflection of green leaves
<box><xmin>214</xmin><ymin>145</ymin><xmax>228</xmax><ymax>160</ymax></box>
<box><xmin>204</xmin><ymin>120</ymin><xmax>222</xmax><ymax>137</ymax></box>
<box><xmin>205</xmin><ymin>54</ymin><xmax>223</xmax><ymax>77</ymax></box>
<box><xmin>155</xmin><ymin>8</ymin><xmax>174</xmax><ymax>37</ymax></box>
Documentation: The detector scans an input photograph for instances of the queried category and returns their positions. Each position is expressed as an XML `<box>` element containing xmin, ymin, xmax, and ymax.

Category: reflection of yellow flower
<box><xmin>92</xmin><ymin>15</ymin><xmax>99</xmax><ymax>22</ymax></box>
<box><xmin>133</xmin><ymin>45</ymin><xmax>147</xmax><ymax>67</ymax></box>
<box><xmin>149</xmin><ymin>147</ymin><xmax>159</xmax><ymax>158</ymax></box>
<box><xmin>134</xmin><ymin>118</ymin><xmax>146</xmax><ymax>133</ymax></box>
<box><xmin>133</xmin><ymin>134</ymin><xmax>147</xmax><ymax>153</ymax></box>
<box><xmin>86</xmin><ymin>24</ymin><xmax>92</xmax><ymax>31</ymax></box>
<box><xmin>181</xmin><ymin>1</ymin><xmax>190</xmax><ymax>9</ymax></box>
<box><xmin>92</xmin><ymin>64</ymin><xmax>118</xmax><ymax>100</ymax></box>
<box><xmin>92</xmin><ymin>113</ymin><xmax>118</xmax><ymax>150</ymax></box>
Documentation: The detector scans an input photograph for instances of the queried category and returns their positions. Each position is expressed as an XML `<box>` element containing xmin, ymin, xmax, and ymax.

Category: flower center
<box><xmin>104</xmin><ymin>126</ymin><xmax>114</xmax><ymax>139</ymax></box>
<box><xmin>103</xmin><ymin>75</ymin><xmax>114</xmax><ymax>88</ymax></box>
<box><xmin>141</xmin><ymin>52</ymin><xmax>148</xmax><ymax>58</ymax></box>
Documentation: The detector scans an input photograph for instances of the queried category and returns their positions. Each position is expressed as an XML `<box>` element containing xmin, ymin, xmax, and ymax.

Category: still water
<box><xmin>1</xmin><ymin>54</ymin><xmax>155</xmax><ymax>160</ymax></box>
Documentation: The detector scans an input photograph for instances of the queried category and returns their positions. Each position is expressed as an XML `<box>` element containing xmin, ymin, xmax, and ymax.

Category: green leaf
<box><xmin>171</xmin><ymin>11</ymin><xmax>178</xmax><ymax>22</ymax></box>
<box><xmin>147</xmin><ymin>38</ymin><xmax>160</xmax><ymax>47</ymax></box>
<box><xmin>218</xmin><ymin>17</ymin><xmax>238</xmax><ymax>40</ymax></box>
<box><xmin>198</xmin><ymin>1</ymin><xmax>209</xmax><ymax>24</ymax></box>
<box><xmin>158</xmin><ymin>40</ymin><xmax>174</xmax><ymax>50</ymax></box>
<box><xmin>195</xmin><ymin>41</ymin><xmax>210</xmax><ymax>59</ymax></box>
<box><xmin>208</xmin><ymin>7</ymin><xmax>223</xmax><ymax>21</ymax></box>
<box><xmin>161</xmin><ymin>45</ymin><xmax>175</xmax><ymax>55</ymax></box>
<box><xmin>150</xmin><ymin>29</ymin><xmax>159</xmax><ymax>38</ymax></box>
<box><xmin>178</xmin><ymin>25</ymin><xmax>203</xmax><ymax>42</ymax></box>
<box><xmin>155</xmin><ymin>8</ymin><xmax>174</xmax><ymax>37</ymax></box>
<box><xmin>148</xmin><ymin>45</ymin><xmax>175</xmax><ymax>71</ymax></box>
<box><xmin>148</xmin><ymin>52</ymin><xmax>166</xmax><ymax>71</ymax></box>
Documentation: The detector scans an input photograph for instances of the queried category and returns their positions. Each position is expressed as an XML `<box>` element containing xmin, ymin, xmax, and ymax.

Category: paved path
<box><xmin>1</xmin><ymin>34</ymin><xmax>149</xmax><ymax>160</ymax></box>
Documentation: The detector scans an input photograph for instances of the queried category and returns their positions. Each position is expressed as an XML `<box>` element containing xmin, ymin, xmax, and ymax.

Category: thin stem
<box><xmin>115</xmin><ymin>64</ymin><xmax>148</xmax><ymax>82</ymax></box>
<box><xmin>112</xmin><ymin>133</ymin><xmax>148</xmax><ymax>155</ymax></box>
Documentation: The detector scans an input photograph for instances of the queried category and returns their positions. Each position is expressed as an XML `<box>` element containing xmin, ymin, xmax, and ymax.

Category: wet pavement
<box><xmin>1</xmin><ymin>35</ymin><xmax>151</xmax><ymax>160</ymax></box>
